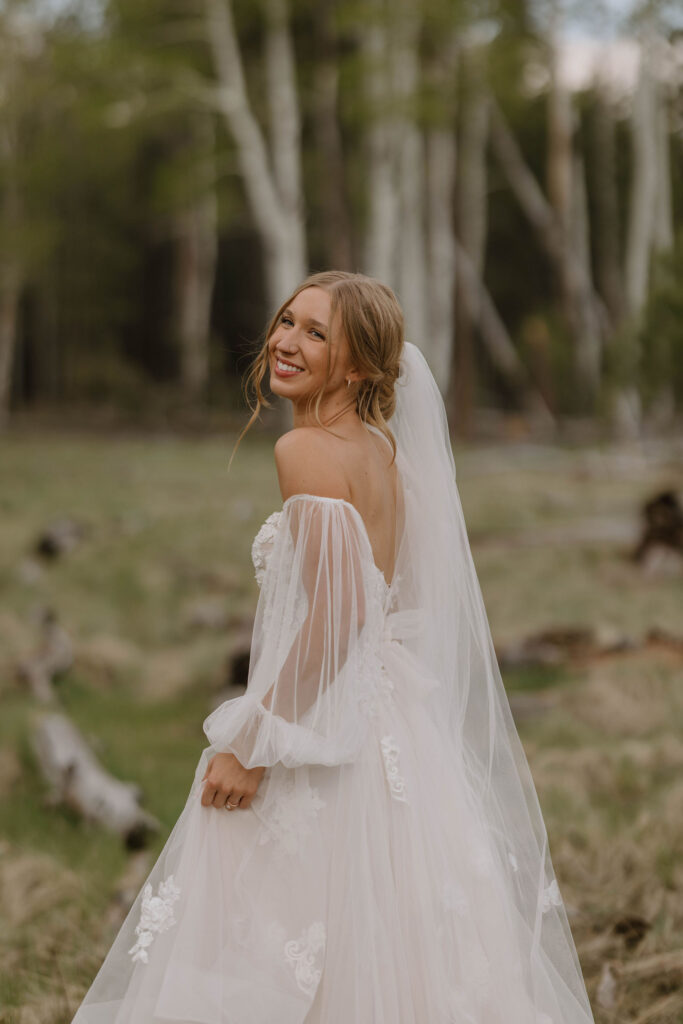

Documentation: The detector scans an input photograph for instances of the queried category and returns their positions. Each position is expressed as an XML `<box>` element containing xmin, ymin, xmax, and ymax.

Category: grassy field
<box><xmin>1</xmin><ymin>431</ymin><xmax>681</xmax><ymax>1023</ymax></box>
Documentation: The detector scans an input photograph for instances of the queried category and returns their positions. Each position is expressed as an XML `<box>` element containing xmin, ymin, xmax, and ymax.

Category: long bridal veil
<box><xmin>386</xmin><ymin>342</ymin><xmax>594</xmax><ymax>1021</ymax></box>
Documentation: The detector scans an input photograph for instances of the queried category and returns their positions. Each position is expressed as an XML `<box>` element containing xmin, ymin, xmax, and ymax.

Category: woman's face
<box><xmin>267</xmin><ymin>286</ymin><xmax>357</xmax><ymax>407</ymax></box>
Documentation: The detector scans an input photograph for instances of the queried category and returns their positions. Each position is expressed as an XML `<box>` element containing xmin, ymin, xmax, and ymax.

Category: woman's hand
<box><xmin>200</xmin><ymin>752</ymin><xmax>266</xmax><ymax>810</ymax></box>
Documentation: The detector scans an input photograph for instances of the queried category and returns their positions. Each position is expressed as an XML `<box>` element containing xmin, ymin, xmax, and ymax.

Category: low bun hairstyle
<box><xmin>230</xmin><ymin>271</ymin><xmax>405</xmax><ymax>468</ymax></box>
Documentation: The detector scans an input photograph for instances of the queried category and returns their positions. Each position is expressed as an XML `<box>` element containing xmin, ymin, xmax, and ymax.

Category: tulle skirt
<box><xmin>71</xmin><ymin>646</ymin><xmax>593</xmax><ymax>1024</ymax></box>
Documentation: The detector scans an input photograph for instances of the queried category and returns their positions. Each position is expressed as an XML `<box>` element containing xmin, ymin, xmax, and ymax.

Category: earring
<box><xmin>346</xmin><ymin>379</ymin><xmax>351</xmax><ymax>388</ymax></box>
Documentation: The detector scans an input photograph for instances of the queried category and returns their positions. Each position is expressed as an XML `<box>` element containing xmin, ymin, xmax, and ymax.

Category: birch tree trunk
<box><xmin>571</xmin><ymin>151</ymin><xmax>602</xmax><ymax>403</ymax></box>
<box><xmin>204</xmin><ymin>0</ymin><xmax>306</xmax><ymax>308</ymax></box>
<box><xmin>426</xmin><ymin>127</ymin><xmax>457</xmax><ymax>393</ymax></box>
<box><xmin>453</xmin><ymin>44</ymin><xmax>487</xmax><ymax>434</ymax></box>
<box><xmin>652</xmin><ymin>79</ymin><xmax>673</xmax><ymax>257</ymax></box>
<box><xmin>546</xmin><ymin>34</ymin><xmax>602</xmax><ymax>400</ymax></box>
<box><xmin>547</xmin><ymin>35</ymin><xmax>573</xmax><ymax>244</ymax></box>
<box><xmin>394</xmin><ymin>3</ymin><xmax>429</xmax><ymax>364</ymax></box>
<box><xmin>592</xmin><ymin>85</ymin><xmax>624</xmax><ymax>325</ymax></box>
<box><xmin>490</xmin><ymin>99</ymin><xmax>607</xmax><ymax>399</ymax></box>
<box><xmin>424</xmin><ymin>30</ymin><xmax>459</xmax><ymax>395</ymax></box>
<box><xmin>313</xmin><ymin>0</ymin><xmax>353</xmax><ymax>270</ymax></box>
<box><xmin>650</xmin><ymin>63</ymin><xmax>674</xmax><ymax>424</ymax></box>
<box><xmin>175</xmin><ymin>200</ymin><xmax>217</xmax><ymax>402</ymax></box>
<box><xmin>363</xmin><ymin>3</ymin><xmax>400</xmax><ymax>289</ymax></box>
<box><xmin>363</xmin><ymin>4</ymin><xmax>458</xmax><ymax>395</ymax></box>
<box><xmin>624</xmin><ymin>46</ymin><xmax>658</xmax><ymax>319</ymax></box>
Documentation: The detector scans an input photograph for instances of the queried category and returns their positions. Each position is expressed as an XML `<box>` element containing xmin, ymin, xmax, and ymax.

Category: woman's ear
<box><xmin>345</xmin><ymin>365</ymin><xmax>364</xmax><ymax>385</ymax></box>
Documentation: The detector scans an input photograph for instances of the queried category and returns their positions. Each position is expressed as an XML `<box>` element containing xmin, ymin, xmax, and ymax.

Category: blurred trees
<box><xmin>0</xmin><ymin>0</ymin><xmax>681</xmax><ymax>434</ymax></box>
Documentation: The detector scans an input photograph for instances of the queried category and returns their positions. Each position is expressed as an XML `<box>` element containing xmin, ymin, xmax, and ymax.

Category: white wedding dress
<box><xmin>71</xmin><ymin>344</ymin><xmax>595</xmax><ymax>1024</ymax></box>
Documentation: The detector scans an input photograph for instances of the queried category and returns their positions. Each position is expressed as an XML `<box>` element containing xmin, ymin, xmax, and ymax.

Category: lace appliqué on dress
<box><xmin>251</xmin><ymin>511</ymin><xmax>282</xmax><ymax>587</ymax></box>
<box><xmin>380</xmin><ymin>734</ymin><xmax>408</xmax><ymax>802</ymax></box>
<box><xmin>541</xmin><ymin>879</ymin><xmax>563</xmax><ymax>913</ymax></box>
<box><xmin>358</xmin><ymin>661</ymin><xmax>395</xmax><ymax>719</ymax></box>
<box><xmin>128</xmin><ymin>874</ymin><xmax>181</xmax><ymax>964</ymax></box>
<box><xmin>258</xmin><ymin>773</ymin><xmax>326</xmax><ymax>857</ymax></box>
<box><xmin>283</xmin><ymin>921</ymin><xmax>326</xmax><ymax>997</ymax></box>
<box><xmin>251</xmin><ymin>510</ymin><xmax>308</xmax><ymax>640</ymax></box>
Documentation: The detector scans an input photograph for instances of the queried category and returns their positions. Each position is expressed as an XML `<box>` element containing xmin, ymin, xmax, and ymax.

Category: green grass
<box><xmin>1</xmin><ymin>431</ymin><xmax>682</xmax><ymax>1022</ymax></box>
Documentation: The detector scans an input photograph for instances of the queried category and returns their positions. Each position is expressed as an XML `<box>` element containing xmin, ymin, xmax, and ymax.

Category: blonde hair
<box><xmin>229</xmin><ymin>271</ymin><xmax>404</xmax><ymax>469</ymax></box>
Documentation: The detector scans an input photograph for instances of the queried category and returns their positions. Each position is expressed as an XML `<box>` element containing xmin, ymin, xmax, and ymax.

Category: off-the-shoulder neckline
<box><xmin>282</xmin><ymin>492</ymin><xmax>357</xmax><ymax>513</ymax></box>
<box><xmin>279</xmin><ymin>493</ymin><xmax>392</xmax><ymax>590</ymax></box>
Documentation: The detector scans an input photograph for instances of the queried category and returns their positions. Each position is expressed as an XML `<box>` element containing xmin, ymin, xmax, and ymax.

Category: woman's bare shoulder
<box><xmin>274</xmin><ymin>428</ymin><xmax>352</xmax><ymax>504</ymax></box>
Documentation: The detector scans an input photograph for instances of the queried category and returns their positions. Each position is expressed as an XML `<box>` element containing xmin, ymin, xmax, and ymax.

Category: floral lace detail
<box><xmin>258</xmin><ymin>773</ymin><xmax>326</xmax><ymax>857</ymax></box>
<box><xmin>283</xmin><ymin>921</ymin><xmax>326</xmax><ymax>997</ymax></box>
<box><xmin>128</xmin><ymin>874</ymin><xmax>181</xmax><ymax>964</ymax></box>
<box><xmin>251</xmin><ymin>511</ymin><xmax>283</xmax><ymax>587</ymax></box>
<box><xmin>541</xmin><ymin>879</ymin><xmax>563</xmax><ymax>913</ymax></box>
<box><xmin>380</xmin><ymin>734</ymin><xmax>408</xmax><ymax>802</ymax></box>
<box><xmin>358</xmin><ymin>660</ymin><xmax>395</xmax><ymax>719</ymax></box>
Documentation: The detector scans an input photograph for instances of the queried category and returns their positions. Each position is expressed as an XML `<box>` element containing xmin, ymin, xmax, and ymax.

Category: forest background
<box><xmin>1</xmin><ymin>0</ymin><xmax>682</xmax><ymax>1022</ymax></box>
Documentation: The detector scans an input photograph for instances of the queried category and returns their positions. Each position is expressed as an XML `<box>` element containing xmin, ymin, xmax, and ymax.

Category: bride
<box><xmin>71</xmin><ymin>271</ymin><xmax>595</xmax><ymax>1023</ymax></box>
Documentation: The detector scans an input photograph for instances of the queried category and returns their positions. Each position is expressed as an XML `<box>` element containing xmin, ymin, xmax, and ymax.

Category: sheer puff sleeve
<box><xmin>202</xmin><ymin>495</ymin><xmax>378</xmax><ymax>769</ymax></box>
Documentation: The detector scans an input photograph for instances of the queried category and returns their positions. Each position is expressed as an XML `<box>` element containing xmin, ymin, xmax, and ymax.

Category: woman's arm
<box><xmin>202</xmin><ymin>443</ymin><xmax>375</xmax><ymax>771</ymax></box>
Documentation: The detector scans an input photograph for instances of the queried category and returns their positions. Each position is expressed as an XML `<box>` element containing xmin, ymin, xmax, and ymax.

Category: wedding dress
<box><xmin>71</xmin><ymin>343</ymin><xmax>595</xmax><ymax>1023</ymax></box>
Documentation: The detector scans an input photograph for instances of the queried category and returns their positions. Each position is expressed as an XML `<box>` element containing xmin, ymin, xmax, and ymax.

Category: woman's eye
<box><xmin>311</xmin><ymin>329</ymin><xmax>325</xmax><ymax>340</ymax></box>
<box><xmin>281</xmin><ymin>315</ymin><xmax>293</xmax><ymax>326</ymax></box>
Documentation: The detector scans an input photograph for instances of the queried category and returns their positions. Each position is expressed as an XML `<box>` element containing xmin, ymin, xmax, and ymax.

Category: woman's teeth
<box><xmin>276</xmin><ymin>359</ymin><xmax>304</xmax><ymax>373</ymax></box>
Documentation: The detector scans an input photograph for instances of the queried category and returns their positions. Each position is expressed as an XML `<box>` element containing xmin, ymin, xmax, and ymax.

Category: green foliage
<box><xmin>1</xmin><ymin>0</ymin><xmax>682</xmax><ymax>422</ymax></box>
<box><xmin>637</xmin><ymin>233</ymin><xmax>683</xmax><ymax>407</ymax></box>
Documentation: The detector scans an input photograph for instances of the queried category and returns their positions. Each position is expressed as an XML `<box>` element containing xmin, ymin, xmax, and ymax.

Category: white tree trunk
<box><xmin>426</xmin><ymin>127</ymin><xmax>457</xmax><ymax>391</ymax></box>
<box><xmin>653</xmin><ymin>81</ymin><xmax>673</xmax><ymax>256</ymax></box>
<box><xmin>363</xmin><ymin>6</ymin><xmax>400</xmax><ymax>288</ymax></box>
<box><xmin>458</xmin><ymin>50</ymin><xmax>489</xmax><ymax>281</ymax></box>
<box><xmin>546</xmin><ymin>34</ymin><xmax>602</xmax><ymax>399</ymax></box>
<box><xmin>592</xmin><ymin>85</ymin><xmax>624</xmax><ymax>324</ymax></box>
<box><xmin>394</xmin><ymin>4</ymin><xmax>429</xmax><ymax>363</ymax></box>
<box><xmin>175</xmin><ymin>188</ymin><xmax>218</xmax><ymax>401</ymax></box>
<box><xmin>313</xmin><ymin>0</ymin><xmax>353</xmax><ymax>270</ymax></box>
<box><xmin>265</xmin><ymin>0</ymin><xmax>306</xmax><ymax>284</ymax></box>
<box><xmin>624</xmin><ymin>45</ymin><xmax>658</xmax><ymax>317</ymax></box>
<box><xmin>204</xmin><ymin>0</ymin><xmax>306</xmax><ymax>307</ymax></box>
<box><xmin>547</xmin><ymin>33</ymin><xmax>573</xmax><ymax>241</ymax></box>
<box><xmin>489</xmin><ymin>99</ymin><xmax>608</xmax><ymax>394</ymax></box>
<box><xmin>363</xmin><ymin>7</ymin><xmax>459</xmax><ymax>395</ymax></box>
<box><xmin>423</xmin><ymin>31</ymin><xmax>459</xmax><ymax>394</ymax></box>
<box><xmin>571</xmin><ymin>151</ymin><xmax>602</xmax><ymax>397</ymax></box>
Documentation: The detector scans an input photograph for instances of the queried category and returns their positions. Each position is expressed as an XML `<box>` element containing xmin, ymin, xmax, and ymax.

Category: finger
<box><xmin>213</xmin><ymin>789</ymin><xmax>231</xmax><ymax>809</ymax></box>
<box><xmin>239</xmin><ymin>795</ymin><xmax>252</xmax><ymax>809</ymax></box>
<box><xmin>200</xmin><ymin>785</ymin><xmax>217</xmax><ymax>807</ymax></box>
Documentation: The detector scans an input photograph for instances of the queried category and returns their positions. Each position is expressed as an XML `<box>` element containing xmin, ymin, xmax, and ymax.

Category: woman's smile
<box><xmin>273</xmin><ymin>355</ymin><xmax>306</xmax><ymax>378</ymax></box>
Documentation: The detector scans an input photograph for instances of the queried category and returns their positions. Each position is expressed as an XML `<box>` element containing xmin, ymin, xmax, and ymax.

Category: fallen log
<box><xmin>16</xmin><ymin>607</ymin><xmax>74</xmax><ymax>703</ymax></box>
<box><xmin>32</xmin><ymin>712</ymin><xmax>160</xmax><ymax>849</ymax></box>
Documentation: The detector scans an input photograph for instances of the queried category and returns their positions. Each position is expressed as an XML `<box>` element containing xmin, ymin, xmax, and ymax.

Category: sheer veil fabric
<box><xmin>71</xmin><ymin>341</ymin><xmax>595</xmax><ymax>1023</ymax></box>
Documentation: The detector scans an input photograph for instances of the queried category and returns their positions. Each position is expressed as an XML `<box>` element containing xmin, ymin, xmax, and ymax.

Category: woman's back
<box><xmin>314</xmin><ymin>423</ymin><xmax>399</xmax><ymax>584</ymax></box>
